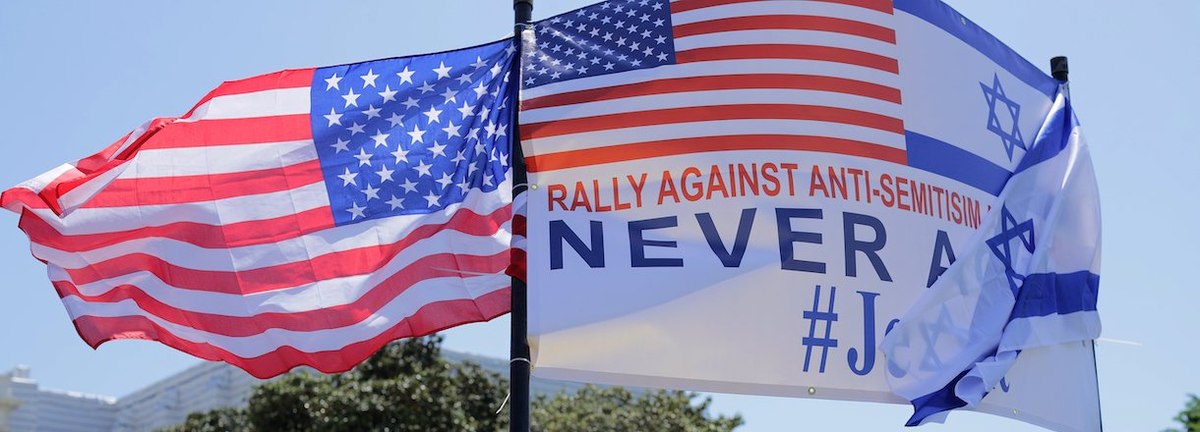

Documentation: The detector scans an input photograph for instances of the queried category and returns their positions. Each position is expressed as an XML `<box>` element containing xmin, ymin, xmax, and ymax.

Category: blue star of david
<box><xmin>981</xmin><ymin>74</ymin><xmax>1025</xmax><ymax>161</ymax></box>
<box><xmin>986</xmin><ymin>206</ymin><xmax>1035</xmax><ymax>294</ymax></box>
<box><xmin>917</xmin><ymin>305</ymin><xmax>969</xmax><ymax>371</ymax></box>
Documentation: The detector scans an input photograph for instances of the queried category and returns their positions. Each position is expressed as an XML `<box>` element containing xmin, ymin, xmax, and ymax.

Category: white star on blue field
<box><xmin>309</xmin><ymin>41</ymin><xmax>516</xmax><ymax>226</ymax></box>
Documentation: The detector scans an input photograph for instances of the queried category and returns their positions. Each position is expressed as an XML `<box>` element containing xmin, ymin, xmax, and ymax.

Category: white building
<box><xmin>0</xmin><ymin>366</ymin><xmax>118</xmax><ymax>432</ymax></box>
<box><xmin>0</xmin><ymin>363</ymin><xmax>261</xmax><ymax>432</ymax></box>
<box><xmin>112</xmin><ymin>362</ymin><xmax>263</xmax><ymax>432</ymax></box>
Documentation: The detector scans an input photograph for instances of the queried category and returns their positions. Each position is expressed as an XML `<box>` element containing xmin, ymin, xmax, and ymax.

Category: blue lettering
<box><xmin>629</xmin><ymin>216</ymin><xmax>684</xmax><ymax>267</ymax></box>
<box><xmin>549</xmin><ymin>220</ymin><xmax>605</xmax><ymax>269</ymax></box>
<box><xmin>843</xmin><ymin>212</ymin><xmax>892</xmax><ymax>282</ymax></box>
<box><xmin>696</xmin><ymin>209</ymin><xmax>756</xmax><ymax>267</ymax></box>
<box><xmin>775</xmin><ymin>208</ymin><xmax>825</xmax><ymax>273</ymax></box>
<box><xmin>848</xmin><ymin>290</ymin><xmax>880</xmax><ymax>376</ymax></box>
<box><xmin>926</xmin><ymin>230</ymin><xmax>956</xmax><ymax>288</ymax></box>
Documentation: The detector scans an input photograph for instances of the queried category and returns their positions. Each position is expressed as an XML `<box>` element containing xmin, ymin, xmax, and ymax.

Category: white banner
<box><xmin>521</xmin><ymin>0</ymin><xmax>1100</xmax><ymax>430</ymax></box>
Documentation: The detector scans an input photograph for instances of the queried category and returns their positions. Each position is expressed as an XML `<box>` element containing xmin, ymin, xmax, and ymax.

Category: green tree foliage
<box><xmin>241</xmin><ymin>335</ymin><xmax>505</xmax><ymax>432</ymax></box>
<box><xmin>531</xmin><ymin>385</ymin><xmax>742</xmax><ymax>432</ymax></box>
<box><xmin>173</xmin><ymin>408</ymin><xmax>248</xmax><ymax>432</ymax></box>
<box><xmin>1166</xmin><ymin>394</ymin><xmax>1200</xmax><ymax>432</ymax></box>
<box><xmin>164</xmin><ymin>335</ymin><xmax>742</xmax><ymax>432</ymax></box>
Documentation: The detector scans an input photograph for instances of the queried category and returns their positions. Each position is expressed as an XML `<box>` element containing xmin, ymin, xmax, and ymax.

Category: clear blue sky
<box><xmin>0</xmin><ymin>1</ymin><xmax>1196</xmax><ymax>430</ymax></box>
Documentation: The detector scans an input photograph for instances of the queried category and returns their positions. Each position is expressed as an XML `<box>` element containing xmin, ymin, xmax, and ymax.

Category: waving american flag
<box><xmin>2</xmin><ymin>40</ymin><xmax>518</xmax><ymax>378</ymax></box>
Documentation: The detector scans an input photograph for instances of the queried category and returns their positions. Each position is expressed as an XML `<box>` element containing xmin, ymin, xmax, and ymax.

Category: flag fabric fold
<box><xmin>2</xmin><ymin>40</ymin><xmax>520</xmax><ymax>378</ymax></box>
<box><xmin>880</xmin><ymin>89</ymin><xmax>1101</xmax><ymax>424</ymax></box>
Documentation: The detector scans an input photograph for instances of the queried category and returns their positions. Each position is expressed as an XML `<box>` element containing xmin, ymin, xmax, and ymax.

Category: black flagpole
<box><xmin>510</xmin><ymin>1</ymin><xmax>533</xmax><ymax>432</ymax></box>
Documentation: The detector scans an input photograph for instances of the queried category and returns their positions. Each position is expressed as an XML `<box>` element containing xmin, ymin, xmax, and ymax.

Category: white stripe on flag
<box><xmin>526</xmin><ymin>119</ymin><xmax>906</xmax><ymax>152</ymax></box>
<box><xmin>28</xmin><ymin>181</ymin><xmax>332</xmax><ymax>234</ymax></box>
<box><xmin>47</xmin><ymin>228</ymin><xmax>510</xmax><ymax>316</ymax></box>
<box><xmin>57</xmin><ymin>163</ymin><xmax>130</xmax><ymax>215</ymax></box>
<box><xmin>119</xmin><ymin>140</ymin><xmax>318</xmax><ymax>178</ymax></box>
<box><xmin>670</xmin><ymin>1</ymin><xmax>896</xmax><ymax>28</ymax></box>
<box><xmin>8</xmin><ymin>163</ymin><xmax>74</xmax><ymax>196</ymax></box>
<box><xmin>522</xmin><ymin>88</ymin><xmax>901</xmax><ymax>124</ymax></box>
<box><xmin>35</xmin><ymin>194</ymin><xmax>510</xmax><ymax>272</ymax></box>
<box><xmin>522</xmin><ymin>59</ymin><xmax>901</xmax><ymax>100</ymax></box>
<box><xmin>60</xmin><ymin>273</ymin><xmax>510</xmax><ymax>357</ymax></box>
<box><xmin>180</xmin><ymin>87</ymin><xmax>311</xmax><ymax>122</ymax></box>
<box><xmin>676</xmin><ymin>29</ymin><xmax>898</xmax><ymax>58</ymax></box>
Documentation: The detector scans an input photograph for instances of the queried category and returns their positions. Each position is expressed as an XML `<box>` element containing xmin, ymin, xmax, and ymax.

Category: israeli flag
<box><xmin>881</xmin><ymin>88</ymin><xmax>1101</xmax><ymax>425</ymax></box>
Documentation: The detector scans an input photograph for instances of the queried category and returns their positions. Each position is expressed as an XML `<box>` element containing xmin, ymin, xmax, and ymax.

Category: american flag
<box><xmin>520</xmin><ymin>0</ymin><xmax>905</xmax><ymax>171</ymax></box>
<box><xmin>1</xmin><ymin>40</ymin><xmax>518</xmax><ymax>378</ymax></box>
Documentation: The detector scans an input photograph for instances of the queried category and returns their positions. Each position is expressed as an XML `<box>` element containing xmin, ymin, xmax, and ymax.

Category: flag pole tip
<box><xmin>1050</xmin><ymin>56</ymin><xmax>1069</xmax><ymax>82</ymax></box>
<box><xmin>514</xmin><ymin>0</ymin><xmax>533</xmax><ymax>25</ymax></box>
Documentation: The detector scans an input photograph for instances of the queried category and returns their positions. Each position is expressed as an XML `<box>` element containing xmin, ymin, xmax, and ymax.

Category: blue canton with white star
<box><xmin>310</xmin><ymin>40</ymin><xmax>515</xmax><ymax>226</ymax></box>
<box><xmin>524</xmin><ymin>0</ymin><xmax>675</xmax><ymax>88</ymax></box>
<box><xmin>980</xmin><ymin>74</ymin><xmax>1025</xmax><ymax>161</ymax></box>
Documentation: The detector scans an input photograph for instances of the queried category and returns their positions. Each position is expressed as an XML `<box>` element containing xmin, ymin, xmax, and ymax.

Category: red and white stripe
<box><xmin>508</xmin><ymin>189</ymin><xmax>529</xmax><ymax>282</ymax></box>
<box><xmin>521</xmin><ymin>0</ymin><xmax>906</xmax><ymax>172</ymax></box>
<box><xmin>2</xmin><ymin>68</ymin><xmax>515</xmax><ymax>378</ymax></box>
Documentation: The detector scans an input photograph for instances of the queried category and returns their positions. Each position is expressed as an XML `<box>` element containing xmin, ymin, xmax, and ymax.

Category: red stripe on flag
<box><xmin>521</xmin><ymin>104</ymin><xmax>904</xmax><ymax>140</ymax></box>
<box><xmin>526</xmin><ymin>135</ymin><xmax>907</xmax><ymax>172</ymax></box>
<box><xmin>19</xmin><ymin>206</ymin><xmax>336</xmax><ymax>251</ymax></box>
<box><xmin>77</xmin><ymin>130</ymin><xmax>137</xmax><ymax>173</ymax></box>
<box><xmin>674</xmin><ymin>15</ymin><xmax>896</xmax><ymax>44</ymax></box>
<box><xmin>75</xmin><ymin>117</ymin><xmax>181</xmax><ymax>172</ymax></box>
<box><xmin>1</xmin><ymin>166</ymin><xmax>90</xmax><ymax>211</ymax></box>
<box><xmin>523</xmin><ymin>74</ymin><xmax>901</xmax><ymax>110</ymax></box>
<box><xmin>184</xmin><ymin>69</ymin><xmax>315</xmax><ymax>118</ymax></box>
<box><xmin>55</xmin><ymin>251</ymin><xmax>510</xmax><ymax>337</ymax></box>
<box><xmin>35</xmin><ymin>118</ymin><xmax>179</xmax><ymax>215</ymax></box>
<box><xmin>3</xmin><ymin>188</ymin><xmax>51</xmax><ymax>210</ymax></box>
<box><xmin>511</xmin><ymin>214</ymin><xmax>527</xmax><ymax>237</ymax></box>
<box><xmin>82</xmin><ymin>160</ymin><xmax>324</xmax><ymax>208</ymax></box>
<box><xmin>142</xmin><ymin>115</ymin><xmax>313</xmax><ymax>149</ymax></box>
<box><xmin>57</xmin><ymin>206</ymin><xmax>512</xmax><ymax>294</ymax></box>
<box><xmin>507</xmin><ymin>248</ymin><xmax>527</xmax><ymax>283</ymax></box>
<box><xmin>671</xmin><ymin>0</ymin><xmax>894</xmax><ymax>14</ymax></box>
<box><xmin>676</xmin><ymin>44</ymin><xmax>899</xmax><ymax>73</ymax></box>
<box><xmin>69</xmin><ymin>288</ymin><xmax>511</xmax><ymax>379</ymax></box>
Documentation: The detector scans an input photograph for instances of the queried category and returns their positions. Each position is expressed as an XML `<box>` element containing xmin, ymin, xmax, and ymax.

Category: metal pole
<box><xmin>510</xmin><ymin>1</ymin><xmax>533</xmax><ymax>432</ymax></box>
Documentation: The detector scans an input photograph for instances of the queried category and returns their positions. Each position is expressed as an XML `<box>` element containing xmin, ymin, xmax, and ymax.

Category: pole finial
<box><xmin>1050</xmin><ymin>56</ymin><xmax>1069</xmax><ymax>82</ymax></box>
<box><xmin>514</xmin><ymin>0</ymin><xmax>533</xmax><ymax>25</ymax></box>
